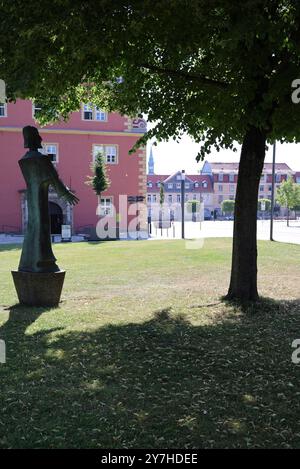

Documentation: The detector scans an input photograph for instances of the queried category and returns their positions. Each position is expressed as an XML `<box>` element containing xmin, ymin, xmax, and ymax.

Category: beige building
<box><xmin>146</xmin><ymin>154</ymin><xmax>300</xmax><ymax>221</ymax></box>
<box><xmin>201</xmin><ymin>161</ymin><xmax>297</xmax><ymax>213</ymax></box>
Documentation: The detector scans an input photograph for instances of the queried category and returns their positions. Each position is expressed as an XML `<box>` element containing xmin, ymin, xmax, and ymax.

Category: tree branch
<box><xmin>141</xmin><ymin>63</ymin><xmax>229</xmax><ymax>89</ymax></box>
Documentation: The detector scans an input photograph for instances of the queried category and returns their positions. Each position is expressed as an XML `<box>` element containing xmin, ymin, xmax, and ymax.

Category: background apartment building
<box><xmin>147</xmin><ymin>153</ymin><xmax>300</xmax><ymax>220</ymax></box>
<box><xmin>201</xmin><ymin>161</ymin><xmax>298</xmax><ymax>214</ymax></box>
<box><xmin>147</xmin><ymin>171</ymin><xmax>214</xmax><ymax>221</ymax></box>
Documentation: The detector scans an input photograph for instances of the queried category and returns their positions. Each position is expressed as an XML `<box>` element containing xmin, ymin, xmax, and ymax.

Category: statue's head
<box><xmin>23</xmin><ymin>126</ymin><xmax>43</xmax><ymax>151</ymax></box>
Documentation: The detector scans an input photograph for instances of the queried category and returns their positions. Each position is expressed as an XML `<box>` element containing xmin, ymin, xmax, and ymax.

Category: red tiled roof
<box><xmin>147</xmin><ymin>175</ymin><xmax>169</xmax><ymax>184</ymax></box>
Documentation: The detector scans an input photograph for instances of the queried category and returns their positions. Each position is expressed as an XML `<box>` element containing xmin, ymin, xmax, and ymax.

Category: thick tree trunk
<box><xmin>226</xmin><ymin>127</ymin><xmax>266</xmax><ymax>301</ymax></box>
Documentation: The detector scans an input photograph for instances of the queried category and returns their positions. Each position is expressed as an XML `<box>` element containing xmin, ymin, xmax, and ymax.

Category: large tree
<box><xmin>1</xmin><ymin>0</ymin><xmax>300</xmax><ymax>300</ymax></box>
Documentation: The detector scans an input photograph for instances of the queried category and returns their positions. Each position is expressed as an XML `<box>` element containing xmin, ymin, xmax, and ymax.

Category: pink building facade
<box><xmin>0</xmin><ymin>100</ymin><xmax>147</xmax><ymax>238</ymax></box>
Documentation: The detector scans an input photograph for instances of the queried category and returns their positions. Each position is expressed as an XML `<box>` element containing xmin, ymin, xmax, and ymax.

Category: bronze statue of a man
<box><xmin>18</xmin><ymin>126</ymin><xmax>79</xmax><ymax>273</ymax></box>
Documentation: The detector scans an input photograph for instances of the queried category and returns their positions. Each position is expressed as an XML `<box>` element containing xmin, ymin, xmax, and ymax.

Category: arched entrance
<box><xmin>20</xmin><ymin>189</ymin><xmax>74</xmax><ymax>235</ymax></box>
<box><xmin>49</xmin><ymin>202</ymin><xmax>63</xmax><ymax>234</ymax></box>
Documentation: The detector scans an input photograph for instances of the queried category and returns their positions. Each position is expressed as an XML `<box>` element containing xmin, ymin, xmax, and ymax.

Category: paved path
<box><xmin>149</xmin><ymin>220</ymin><xmax>300</xmax><ymax>245</ymax></box>
<box><xmin>1</xmin><ymin>221</ymin><xmax>299</xmax><ymax>245</ymax></box>
<box><xmin>0</xmin><ymin>234</ymin><xmax>84</xmax><ymax>245</ymax></box>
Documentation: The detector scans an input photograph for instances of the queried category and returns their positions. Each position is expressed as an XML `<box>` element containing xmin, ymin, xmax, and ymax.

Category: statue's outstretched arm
<box><xmin>48</xmin><ymin>161</ymin><xmax>79</xmax><ymax>206</ymax></box>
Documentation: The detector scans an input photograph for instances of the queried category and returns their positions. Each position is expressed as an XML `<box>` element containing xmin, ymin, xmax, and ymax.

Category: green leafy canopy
<box><xmin>159</xmin><ymin>182</ymin><xmax>165</xmax><ymax>207</ymax></box>
<box><xmin>258</xmin><ymin>198</ymin><xmax>272</xmax><ymax>211</ymax></box>
<box><xmin>221</xmin><ymin>200</ymin><xmax>235</xmax><ymax>213</ymax></box>
<box><xmin>277</xmin><ymin>176</ymin><xmax>300</xmax><ymax>209</ymax></box>
<box><xmin>2</xmin><ymin>1</ymin><xmax>300</xmax><ymax>158</ymax></box>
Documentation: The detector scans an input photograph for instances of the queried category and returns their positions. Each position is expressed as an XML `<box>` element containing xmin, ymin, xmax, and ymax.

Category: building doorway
<box><xmin>49</xmin><ymin>202</ymin><xmax>63</xmax><ymax>234</ymax></box>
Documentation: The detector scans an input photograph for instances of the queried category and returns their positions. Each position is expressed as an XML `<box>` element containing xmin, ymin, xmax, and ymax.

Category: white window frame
<box><xmin>148</xmin><ymin>182</ymin><xmax>153</xmax><ymax>188</ymax></box>
<box><xmin>32</xmin><ymin>103</ymin><xmax>42</xmax><ymax>119</ymax></box>
<box><xmin>95</xmin><ymin>108</ymin><xmax>107</xmax><ymax>121</ymax></box>
<box><xmin>185</xmin><ymin>183</ymin><xmax>190</xmax><ymax>189</ymax></box>
<box><xmin>176</xmin><ymin>183</ymin><xmax>181</xmax><ymax>189</ymax></box>
<box><xmin>168</xmin><ymin>183</ymin><xmax>173</xmax><ymax>189</ymax></box>
<box><xmin>168</xmin><ymin>194</ymin><xmax>173</xmax><ymax>203</ymax></box>
<box><xmin>99</xmin><ymin>196</ymin><xmax>113</xmax><ymax>216</ymax></box>
<box><xmin>82</xmin><ymin>104</ymin><xmax>107</xmax><ymax>122</ymax></box>
<box><xmin>219</xmin><ymin>173</ymin><xmax>224</xmax><ymax>182</ymax></box>
<box><xmin>42</xmin><ymin>143</ymin><xmax>59</xmax><ymax>164</ymax></box>
<box><xmin>202</xmin><ymin>181</ymin><xmax>208</xmax><ymax>188</ymax></box>
<box><xmin>93</xmin><ymin>144</ymin><xmax>118</xmax><ymax>164</ymax></box>
<box><xmin>83</xmin><ymin>104</ymin><xmax>93</xmax><ymax>120</ymax></box>
<box><xmin>0</xmin><ymin>102</ymin><xmax>7</xmax><ymax>117</ymax></box>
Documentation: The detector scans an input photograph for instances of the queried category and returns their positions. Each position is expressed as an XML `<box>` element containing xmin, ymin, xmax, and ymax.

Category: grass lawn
<box><xmin>0</xmin><ymin>238</ymin><xmax>300</xmax><ymax>448</ymax></box>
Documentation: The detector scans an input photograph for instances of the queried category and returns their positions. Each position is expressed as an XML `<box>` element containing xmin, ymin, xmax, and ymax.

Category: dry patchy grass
<box><xmin>0</xmin><ymin>239</ymin><xmax>299</xmax><ymax>448</ymax></box>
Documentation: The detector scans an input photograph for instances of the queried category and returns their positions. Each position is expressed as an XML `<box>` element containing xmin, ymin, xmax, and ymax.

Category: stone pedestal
<box><xmin>11</xmin><ymin>270</ymin><xmax>65</xmax><ymax>307</ymax></box>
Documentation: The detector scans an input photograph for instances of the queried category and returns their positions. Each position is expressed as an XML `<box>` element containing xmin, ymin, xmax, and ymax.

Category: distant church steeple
<box><xmin>148</xmin><ymin>146</ymin><xmax>155</xmax><ymax>175</ymax></box>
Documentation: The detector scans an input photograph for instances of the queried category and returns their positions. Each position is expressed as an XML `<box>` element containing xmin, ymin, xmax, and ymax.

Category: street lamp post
<box><xmin>181</xmin><ymin>170</ymin><xmax>185</xmax><ymax>239</ymax></box>
<box><xmin>199</xmin><ymin>185</ymin><xmax>202</xmax><ymax>231</ymax></box>
<box><xmin>270</xmin><ymin>142</ymin><xmax>276</xmax><ymax>241</ymax></box>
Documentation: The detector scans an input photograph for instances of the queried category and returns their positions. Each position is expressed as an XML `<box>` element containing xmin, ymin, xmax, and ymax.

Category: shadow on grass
<box><xmin>2</xmin><ymin>303</ymin><xmax>58</xmax><ymax>327</ymax></box>
<box><xmin>222</xmin><ymin>296</ymin><xmax>300</xmax><ymax>315</ymax></box>
<box><xmin>0</xmin><ymin>301</ymin><xmax>300</xmax><ymax>449</ymax></box>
